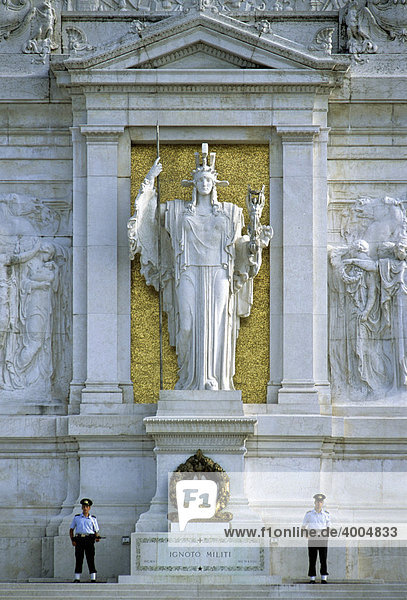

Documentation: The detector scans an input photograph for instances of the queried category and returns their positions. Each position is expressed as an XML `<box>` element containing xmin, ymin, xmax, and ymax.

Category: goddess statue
<box><xmin>128</xmin><ymin>144</ymin><xmax>272</xmax><ymax>391</ymax></box>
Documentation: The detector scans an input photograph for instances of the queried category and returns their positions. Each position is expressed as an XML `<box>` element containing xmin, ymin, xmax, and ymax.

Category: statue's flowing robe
<box><xmin>379</xmin><ymin>256</ymin><xmax>407</xmax><ymax>388</ymax></box>
<box><xmin>328</xmin><ymin>246</ymin><xmax>391</xmax><ymax>397</ymax></box>
<box><xmin>128</xmin><ymin>182</ymin><xmax>255</xmax><ymax>390</ymax></box>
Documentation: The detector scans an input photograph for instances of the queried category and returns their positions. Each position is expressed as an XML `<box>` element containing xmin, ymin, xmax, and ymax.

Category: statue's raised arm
<box><xmin>127</xmin><ymin>157</ymin><xmax>163</xmax><ymax>290</ymax></box>
<box><xmin>128</xmin><ymin>144</ymin><xmax>272</xmax><ymax>391</ymax></box>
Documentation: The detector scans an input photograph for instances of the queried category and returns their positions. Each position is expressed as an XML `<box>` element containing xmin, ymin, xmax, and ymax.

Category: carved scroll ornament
<box><xmin>0</xmin><ymin>0</ymin><xmax>33</xmax><ymax>40</ymax></box>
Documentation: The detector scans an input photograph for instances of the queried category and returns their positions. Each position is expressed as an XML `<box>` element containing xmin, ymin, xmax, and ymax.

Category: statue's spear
<box><xmin>156</xmin><ymin>122</ymin><xmax>164</xmax><ymax>390</ymax></box>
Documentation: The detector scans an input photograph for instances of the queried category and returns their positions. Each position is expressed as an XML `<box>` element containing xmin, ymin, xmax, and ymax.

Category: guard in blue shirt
<box><xmin>302</xmin><ymin>493</ymin><xmax>331</xmax><ymax>584</ymax></box>
<box><xmin>69</xmin><ymin>498</ymin><xmax>101</xmax><ymax>583</ymax></box>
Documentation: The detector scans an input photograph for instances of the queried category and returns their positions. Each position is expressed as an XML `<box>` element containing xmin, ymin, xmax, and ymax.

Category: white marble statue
<box><xmin>128</xmin><ymin>144</ymin><xmax>272</xmax><ymax>391</ymax></box>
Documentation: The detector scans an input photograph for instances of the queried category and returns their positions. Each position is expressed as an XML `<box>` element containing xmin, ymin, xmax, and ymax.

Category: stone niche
<box><xmin>130</xmin><ymin>143</ymin><xmax>271</xmax><ymax>404</ymax></box>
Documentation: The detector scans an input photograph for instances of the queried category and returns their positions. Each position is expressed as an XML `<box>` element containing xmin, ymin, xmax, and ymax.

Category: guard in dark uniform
<box><xmin>69</xmin><ymin>498</ymin><xmax>101</xmax><ymax>583</ymax></box>
<box><xmin>302</xmin><ymin>493</ymin><xmax>331</xmax><ymax>584</ymax></box>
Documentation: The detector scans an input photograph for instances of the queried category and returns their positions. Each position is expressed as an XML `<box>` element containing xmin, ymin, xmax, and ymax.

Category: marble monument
<box><xmin>0</xmin><ymin>0</ymin><xmax>406</xmax><ymax>586</ymax></box>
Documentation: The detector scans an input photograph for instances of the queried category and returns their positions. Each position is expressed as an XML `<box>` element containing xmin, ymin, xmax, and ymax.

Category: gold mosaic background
<box><xmin>130</xmin><ymin>144</ymin><xmax>270</xmax><ymax>403</ymax></box>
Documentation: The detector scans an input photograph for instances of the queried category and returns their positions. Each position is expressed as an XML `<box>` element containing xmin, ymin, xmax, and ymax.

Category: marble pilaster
<box><xmin>80</xmin><ymin>125</ymin><xmax>125</xmax><ymax>409</ymax></box>
<box><xmin>275</xmin><ymin>125</ymin><xmax>330</xmax><ymax>412</ymax></box>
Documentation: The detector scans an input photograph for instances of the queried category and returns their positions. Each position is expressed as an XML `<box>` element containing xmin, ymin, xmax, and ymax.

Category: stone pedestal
<box><xmin>125</xmin><ymin>390</ymin><xmax>272</xmax><ymax>582</ymax></box>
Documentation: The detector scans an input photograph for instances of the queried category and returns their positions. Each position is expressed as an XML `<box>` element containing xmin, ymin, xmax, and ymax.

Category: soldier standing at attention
<box><xmin>69</xmin><ymin>498</ymin><xmax>101</xmax><ymax>583</ymax></box>
<box><xmin>302</xmin><ymin>493</ymin><xmax>331</xmax><ymax>584</ymax></box>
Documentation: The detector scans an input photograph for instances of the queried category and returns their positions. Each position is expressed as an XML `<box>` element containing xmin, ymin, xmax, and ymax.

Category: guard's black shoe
<box><xmin>73</xmin><ymin>580</ymin><xmax>80</xmax><ymax>583</ymax></box>
<box><xmin>309</xmin><ymin>580</ymin><xmax>316</xmax><ymax>584</ymax></box>
<box><xmin>321</xmin><ymin>580</ymin><xmax>328</xmax><ymax>584</ymax></box>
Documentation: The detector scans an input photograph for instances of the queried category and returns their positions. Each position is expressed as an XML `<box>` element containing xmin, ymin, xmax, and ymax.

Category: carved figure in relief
<box><xmin>329</xmin><ymin>195</ymin><xmax>407</xmax><ymax>399</ymax></box>
<box><xmin>14</xmin><ymin>243</ymin><xmax>59</xmax><ymax>389</ymax></box>
<box><xmin>342</xmin><ymin>0</ymin><xmax>378</xmax><ymax>60</ymax></box>
<box><xmin>128</xmin><ymin>144</ymin><xmax>272</xmax><ymax>391</ymax></box>
<box><xmin>0</xmin><ymin>248</ymin><xmax>17</xmax><ymax>388</ymax></box>
<box><xmin>23</xmin><ymin>0</ymin><xmax>58</xmax><ymax>60</ymax></box>
<box><xmin>378</xmin><ymin>240</ymin><xmax>407</xmax><ymax>388</ymax></box>
<box><xmin>0</xmin><ymin>194</ymin><xmax>71</xmax><ymax>399</ymax></box>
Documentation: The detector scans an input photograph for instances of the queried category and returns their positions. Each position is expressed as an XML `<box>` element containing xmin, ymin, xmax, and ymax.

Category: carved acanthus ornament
<box><xmin>253</xmin><ymin>19</ymin><xmax>272</xmax><ymax>34</ymax></box>
<box><xmin>129</xmin><ymin>19</ymin><xmax>148</xmax><ymax>35</ymax></box>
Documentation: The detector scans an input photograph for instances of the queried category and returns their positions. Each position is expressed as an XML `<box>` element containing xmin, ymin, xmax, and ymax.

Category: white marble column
<box><xmin>80</xmin><ymin>125</ymin><xmax>125</xmax><ymax>408</ymax></box>
<box><xmin>276</xmin><ymin>125</ymin><xmax>330</xmax><ymax>411</ymax></box>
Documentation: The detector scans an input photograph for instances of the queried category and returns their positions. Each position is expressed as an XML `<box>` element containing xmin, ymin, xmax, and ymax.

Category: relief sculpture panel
<box><xmin>329</xmin><ymin>196</ymin><xmax>407</xmax><ymax>401</ymax></box>
<box><xmin>0</xmin><ymin>194</ymin><xmax>72</xmax><ymax>406</ymax></box>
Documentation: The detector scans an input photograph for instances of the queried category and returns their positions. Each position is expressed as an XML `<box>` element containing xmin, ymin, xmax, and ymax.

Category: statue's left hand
<box><xmin>259</xmin><ymin>225</ymin><xmax>273</xmax><ymax>248</ymax></box>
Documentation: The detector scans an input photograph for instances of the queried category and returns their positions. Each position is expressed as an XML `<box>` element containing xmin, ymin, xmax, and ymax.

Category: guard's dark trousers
<box><xmin>308</xmin><ymin>545</ymin><xmax>328</xmax><ymax>577</ymax></box>
<box><xmin>75</xmin><ymin>536</ymin><xmax>96</xmax><ymax>574</ymax></box>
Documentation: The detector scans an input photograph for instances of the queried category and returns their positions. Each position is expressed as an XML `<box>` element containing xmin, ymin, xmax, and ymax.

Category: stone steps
<box><xmin>0</xmin><ymin>583</ymin><xmax>405</xmax><ymax>600</ymax></box>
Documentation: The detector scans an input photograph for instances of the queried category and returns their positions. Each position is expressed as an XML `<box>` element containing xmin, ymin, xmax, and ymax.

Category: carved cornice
<box><xmin>132</xmin><ymin>41</ymin><xmax>262</xmax><ymax>69</ymax></box>
<box><xmin>52</xmin><ymin>9</ymin><xmax>350</xmax><ymax>73</ymax></box>
<box><xmin>276</xmin><ymin>124</ymin><xmax>321</xmax><ymax>142</ymax></box>
<box><xmin>144</xmin><ymin>416</ymin><xmax>257</xmax><ymax>435</ymax></box>
<box><xmin>80</xmin><ymin>125</ymin><xmax>125</xmax><ymax>140</ymax></box>
<box><xmin>58</xmin><ymin>81</ymin><xmax>340</xmax><ymax>95</ymax></box>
